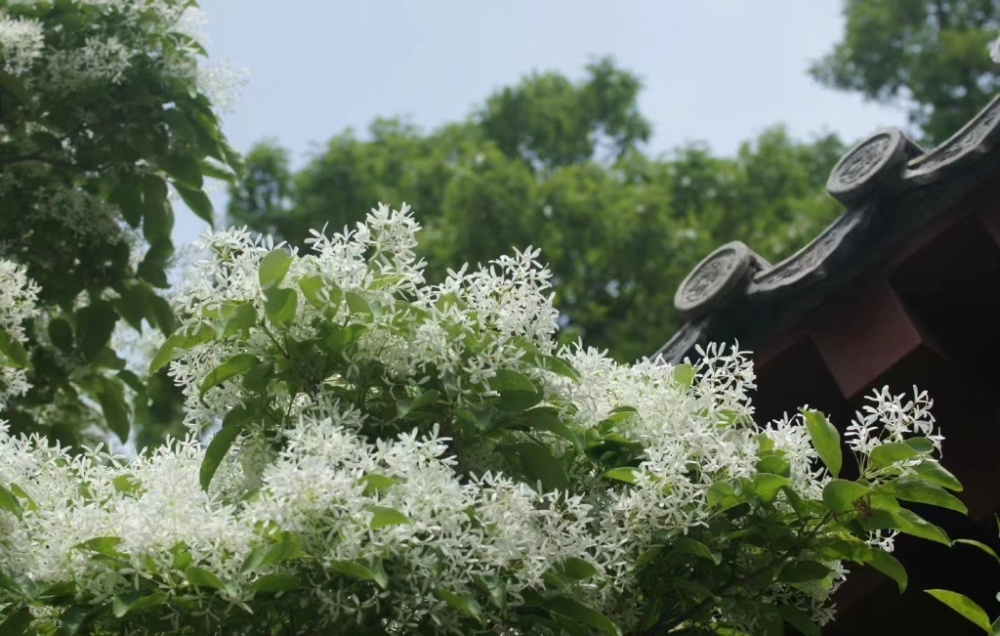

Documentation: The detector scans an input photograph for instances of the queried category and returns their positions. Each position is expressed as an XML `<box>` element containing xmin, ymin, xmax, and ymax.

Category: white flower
<box><xmin>0</xmin><ymin>204</ymin><xmax>952</xmax><ymax>634</ymax></box>
<box><xmin>0</xmin><ymin>15</ymin><xmax>44</xmax><ymax>75</ymax></box>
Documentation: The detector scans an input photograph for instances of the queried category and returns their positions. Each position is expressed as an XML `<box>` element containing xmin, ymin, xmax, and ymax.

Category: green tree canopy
<box><xmin>811</xmin><ymin>0</ymin><xmax>1000</xmax><ymax>143</ymax></box>
<box><xmin>229</xmin><ymin>60</ymin><xmax>845</xmax><ymax>362</ymax></box>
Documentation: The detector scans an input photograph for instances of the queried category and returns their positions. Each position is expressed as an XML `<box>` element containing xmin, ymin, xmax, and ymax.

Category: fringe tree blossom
<box><xmin>0</xmin><ymin>260</ymin><xmax>39</xmax><ymax>409</ymax></box>
<box><xmin>0</xmin><ymin>14</ymin><xmax>43</xmax><ymax>75</ymax></box>
<box><xmin>0</xmin><ymin>205</ymin><xmax>966</xmax><ymax>635</ymax></box>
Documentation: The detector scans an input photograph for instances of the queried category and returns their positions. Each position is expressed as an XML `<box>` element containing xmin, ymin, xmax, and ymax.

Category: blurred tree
<box><xmin>229</xmin><ymin>61</ymin><xmax>844</xmax><ymax>361</ymax></box>
<box><xmin>811</xmin><ymin>0</ymin><xmax>1000</xmax><ymax>143</ymax></box>
<box><xmin>478</xmin><ymin>57</ymin><xmax>653</xmax><ymax>170</ymax></box>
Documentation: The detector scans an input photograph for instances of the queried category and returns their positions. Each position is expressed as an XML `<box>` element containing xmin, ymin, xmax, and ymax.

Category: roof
<box><xmin>655</xmin><ymin>93</ymin><xmax>1000</xmax><ymax>364</ymax></box>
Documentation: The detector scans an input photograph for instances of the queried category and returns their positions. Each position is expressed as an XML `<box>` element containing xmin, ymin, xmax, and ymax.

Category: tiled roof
<box><xmin>655</xmin><ymin>94</ymin><xmax>1000</xmax><ymax>363</ymax></box>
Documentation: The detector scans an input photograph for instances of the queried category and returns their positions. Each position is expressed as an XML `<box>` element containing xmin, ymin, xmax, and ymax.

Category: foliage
<box><xmin>0</xmin><ymin>0</ymin><xmax>241</xmax><ymax>449</ymax></box>
<box><xmin>0</xmin><ymin>205</ymin><xmax>969</xmax><ymax>635</ymax></box>
<box><xmin>812</xmin><ymin>0</ymin><xmax>1000</xmax><ymax>143</ymax></box>
<box><xmin>229</xmin><ymin>61</ymin><xmax>845</xmax><ymax>362</ymax></box>
<box><xmin>926</xmin><ymin>535</ymin><xmax>1000</xmax><ymax>633</ymax></box>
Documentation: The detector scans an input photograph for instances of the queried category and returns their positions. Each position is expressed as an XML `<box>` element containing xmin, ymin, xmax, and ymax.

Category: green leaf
<box><xmin>252</xmin><ymin>573</ymin><xmax>300</xmax><ymax>593</ymax></box>
<box><xmin>757</xmin><ymin>453</ymin><xmax>791</xmax><ymax>477</ymax></box>
<box><xmin>149</xmin><ymin>326</ymin><xmax>213</xmax><ymax>373</ymax></box>
<box><xmin>925</xmin><ymin>590</ymin><xmax>993</xmax><ymax>633</ymax></box>
<box><xmin>954</xmin><ymin>539</ymin><xmax>1000</xmax><ymax>563</ymax></box>
<box><xmin>171</xmin><ymin>543</ymin><xmax>193</xmax><ymax>571</ymax></box>
<box><xmin>175</xmin><ymin>185</ymin><xmax>214</xmax><ymax>224</ymax></box>
<box><xmin>473</xmin><ymin>574</ymin><xmax>507</xmax><ymax>611</ymax></box>
<box><xmin>396</xmin><ymin>389</ymin><xmax>440</xmax><ymax>419</ymax></box>
<box><xmin>110</xmin><ymin>175</ymin><xmax>143</xmax><ymax>228</ymax></box>
<box><xmin>492</xmin><ymin>369</ymin><xmax>542</xmax><ymax>410</ymax></box>
<box><xmin>505</xmin><ymin>442</ymin><xmax>570</xmax><ymax>492</ymax></box>
<box><xmin>112</xmin><ymin>591</ymin><xmax>168</xmax><ymax>618</ymax></box>
<box><xmin>775</xmin><ymin>604</ymin><xmax>821</xmax><ymax>636</ymax></box>
<box><xmin>77</xmin><ymin>301</ymin><xmax>118</xmax><ymax>362</ymax></box>
<box><xmin>0</xmin><ymin>484</ymin><xmax>23</xmax><ymax>519</ymax></box>
<box><xmin>264</xmin><ymin>287</ymin><xmax>297</xmax><ymax>327</ymax></box>
<box><xmin>75</xmin><ymin>536</ymin><xmax>124</xmax><ymax>559</ymax></box>
<box><xmin>164</xmin><ymin>153</ymin><xmax>203</xmax><ymax>190</ymax></box>
<box><xmin>673</xmin><ymin>363</ymin><xmax>696</xmax><ymax>387</ymax></box>
<box><xmin>200</xmin><ymin>407</ymin><xmax>249</xmax><ymax>491</ymax></box>
<box><xmin>878</xmin><ymin>478</ymin><xmax>967</xmax><ymax>514</ymax></box>
<box><xmin>322</xmin><ymin>323</ymin><xmax>367</xmax><ymax>356</ymax></box>
<box><xmin>367</xmin><ymin>505</ymin><xmax>411</xmax><ymax>529</ymax></box>
<box><xmin>56</xmin><ymin>604</ymin><xmax>101</xmax><ymax>636</ymax></box>
<box><xmin>905</xmin><ymin>437</ymin><xmax>936</xmax><ymax>454</ymax></box>
<box><xmin>707</xmin><ymin>481</ymin><xmax>741</xmax><ymax>510</ymax></box>
<box><xmin>358</xmin><ymin>473</ymin><xmax>403</xmax><ymax>496</ymax></box>
<box><xmin>910</xmin><ymin>460</ymin><xmax>963</xmax><ymax>492</ymax></box>
<box><xmin>435</xmin><ymin>588</ymin><xmax>484</xmax><ymax>624</ymax></box>
<box><xmin>298</xmin><ymin>275</ymin><xmax>326</xmax><ymax>307</ymax></box>
<box><xmin>222</xmin><ymin>302</ymin><xmax>258</xmax><ymax>338</ymax></box>
<box><xmin>749</xmin><ymin>473</ymin><xmax>791</xmax><ymax>503</ymax></box>
<box><xmin>801</xmin><ymin>409</ymin><xmax>842</xmax><ymax>478</ymax></box>
<box><xmin>841</xmin><ymin>540</ymin><xmax>908</xmax><ymax>594</ymax></box>
<box><xmin>870</xmin><ymin>442</ymin><xmax>920</xmax><ymax>468</ymax></box>
<box><xmin>634</xmin><ymin>547</ymin><xmax>660</xmax><ymax>571</ymax></box>
<box><xmin>96</xmin><ymin>377</ymin><xmax>130</xmax><ymax>442</ymax></box>
<box><xmin>240</xmin><ymin>535</ymin><xmax>303</xmax><ymax>574</ymax></box>
<box><xmin>145</xmin><ymin>290</ymin><xmax>177</xmax><ymax>332</ymax></box>
<box><xmin>602</xmin><ymin>467</ymin><xmax>639</xmax><ymax>485</ymax></box>
<box><xmin>822</xmin><ymin>479</ymin><xmax>869</xmax><ymax>511</ymax></box>
<box><xmin>674</xmin><ymin>536</ymin><xmax>721</xmax><ymax>564</ymax></box>
<box><xmin>259</xmin><ymin>249</ymin><xmax>292</xmax><ymax>290</ymax></box>
<box><xmin>345</xmin><ymin>291</ymin><xmax>372</xmax><ymax>315</ymax></box>
<box><xmin>779</xmin><ymin>560</ymin><xmax>831</xmax><ymax>583</ymax></box>
<box><xmin>539</xmin><ymin>354</ymin><xmax>581</xmax><ymax>382</ymax></box>
<box><xmin>200</xmin><ymin>353</ymin><xmax>259</xmax><ymax>395</ymax></box>
<box><xmin>0</xmin><ymin>606</ymin><xmax>33</xmax><ymax>635</ymax></box>
<box><xmin>112</xmin><ymin>475</ymin><xmax>141</xmax><ymax>496</ymax></box>
<box><xmin>559</xmin><ymin>557</ymin><xmax>600</xmax><ymax>581</ymax></box>
<box><xmin>141</xmin><ymin>175</ymin><xmax>173</xmax><ymax>242</ymax></box>
<box><xmin>516</xmin><ymin>407</ymin><xmax>582</xmax><ymax>450</ymax></box>
<box><xmin>892</xmin><ymin>508</ymin><xmax>951</xmax><ymax>545</ymax></box>
<box><xmin>116</xmin><ymin>286</ymin><xmax>147</xmax><ymax>330</ymax></box>
<box><xmin>758</xmin><ymin>608</ymin><xmax>786</xmax><ymax>636</ymax></box>
<box><xmin>327</xmin><ymin>560</ymin><xmax>388</xmax><ymax>589</ymax></box>
<box><xmin>0</xmin><ymin>329</ymin><xmax>29</xmax><ymax>368</ymax></box>
<box><xmin>184</xmin><ymin>565</ymin><xmax>227</xmax><ymax>590</ymax></box>
<box><xmin>547</xmin><ymin>596</ymin><xmax>622</xmax><ymax>635</ymax></box>
<box><xmin>242</xmin><ymin>361</ymin><xmax>275</xmax><ymax>393</ymax></box>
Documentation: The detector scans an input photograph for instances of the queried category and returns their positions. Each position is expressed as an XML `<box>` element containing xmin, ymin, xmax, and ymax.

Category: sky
<box><xmin>179</xmin><ymin>0</ymin><xmax>905</xmax><ymax>245</ymax></box>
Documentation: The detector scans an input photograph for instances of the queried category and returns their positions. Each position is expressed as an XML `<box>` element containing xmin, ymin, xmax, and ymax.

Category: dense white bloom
<box><xmin>0</xmin><ymin>260</ymin><xmax>39</xmax><ymax>410</ymax></box>
<box><xmin>0</xmin><ymin>206</ymin><xmax>954</xmax><ymax>634</ymax></box>
<box><xmin>991</xmin><ymin>35</ymin><xmax>1000</xmax><ymax>65</ymax></box>
<box><xmin>46</xmin><ymin>35</ymin><xmax>133</xmax><ymax>87</ymax></box>
<box><xmin>0</xmin><ymin>14</ymin><xmax>44</xmax><ymax>75</ymax></box>
<box><xmin>0</xmin><ymin>259</ymin><xmax>39</xmax><ymax>341</ymax></box>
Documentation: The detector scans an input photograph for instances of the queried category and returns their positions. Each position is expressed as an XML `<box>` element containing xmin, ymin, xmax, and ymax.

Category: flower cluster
<box><xmin>0</xmin><ymin>13</ymin><xmax>43</xmax><ymax>75</ymax></box>
<box><xmin>0</xmin><ymin>205</ymin><xmax>961</xmax><ymax>635</ymax></box>
<box><xmin>0</xmin><ymin>259</ymin><xmax>39</xmax><ymax>409</ymax></box>
<box><xmin>0</xmin><ymin>0</ymin><xmax>226</xmax><ymax>91</ymax></box>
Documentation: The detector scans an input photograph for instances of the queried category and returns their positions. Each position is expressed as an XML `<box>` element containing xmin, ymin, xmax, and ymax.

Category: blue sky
<box><xmin>182</xmin><ymin>0</ymin><xmax>904</xmax><ymax>244</ymax></box>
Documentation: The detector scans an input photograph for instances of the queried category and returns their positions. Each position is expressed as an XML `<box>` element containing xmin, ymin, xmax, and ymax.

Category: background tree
<box><xmin>230</xmin><ymin>61</ymin><xmax>845</xmax><ymax>361</ymax></box>
<box><xmin>811</xmin><ymin>0</ymin><xmax>1000</xmax><ymax>143</ymax></box>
